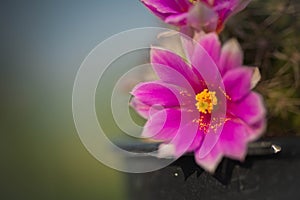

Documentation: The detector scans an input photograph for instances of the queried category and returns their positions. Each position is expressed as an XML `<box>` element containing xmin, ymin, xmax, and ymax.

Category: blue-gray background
<box><xmin>0</xmin><ymin>0</ymin><xmax>160</xmax><ymax>199</ymax></box>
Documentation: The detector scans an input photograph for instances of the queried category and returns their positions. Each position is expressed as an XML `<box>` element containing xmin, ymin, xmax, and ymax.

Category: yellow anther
<box><xmin>195</xmin><ymin>89</ymin><xmax>217</xmax><ymax>114</ymax></box>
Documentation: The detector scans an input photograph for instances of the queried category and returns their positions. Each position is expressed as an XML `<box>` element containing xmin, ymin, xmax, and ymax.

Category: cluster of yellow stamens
<box><xmin>195</xmin><ymin>89</ymin><xmax>218</xmax><ymax>114</ymax></box>
<box><xmin>193</xmin><ymin>116</ymin><xmax>230</xmax><ymax>133</ymax></box>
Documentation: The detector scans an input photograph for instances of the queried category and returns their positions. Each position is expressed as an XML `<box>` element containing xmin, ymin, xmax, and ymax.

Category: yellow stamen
<box><xmin>193</xmin><ymin>116</ymin><xmax>230</xmax><ymax>133</ymax></box>
<box><xmin>195</xmin><ymin>89</ymin><xmax>217</xmax><ymax>114</ymax></box>
<box><xmin>189</xmin><ymin>0</ymin><xmax>197</xmax><ymax>5</ymax></box>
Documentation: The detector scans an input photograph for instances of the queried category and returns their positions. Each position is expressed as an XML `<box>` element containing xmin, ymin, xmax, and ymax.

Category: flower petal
<box><xmin>230</xmin><ymin>92</ymin><xmax>266</xmax><ymax>125</ymax></box>
<box><xmin>187</xmin><ymin>3</ymin><xmax>219</xmax><ymax>32</ymax></box>
<box><xmin>142</xmin><ymin>108</ymin><xmax>181</xmax><ymax>140</ymax></box>
<box><xmin>195</xmin><ymin>141</ymin><xmax>223</xmax><ymax>173</ymax></box>
<box><xmin>171</xmin><ymin>120</ymin><xmax>201</xmax><ymax>156</ymax></box>
<box><xmin>141</xmin><ymin>1</ymin><xmax>171</xmax><ymax>21</ymax></box>
<box><xmin>219</xmin><ymin>120</ymin><xmax>248</xmax><ymax>160</ymax></box>
<box><xmin>223</xmin><ymin>67</ymin><xmax>255</xmax><ymax>101</ymax></box>
<box><xmin>151</xmin><ymin>48</ymin><xmax>200</xmax><ymax>91</ymax></box>
<box><xmin>165</xmin><ymin>13</ymin><xmax>188</xmax><ymax>25</ymax></box>
<box><xmin>187</xmin><ymin>129</ymin><xmax>205</xmax><ymax>152</ymax></box>
<box><xmin>157</xmin><ymin>143</ymin><xmax>176</xmax><ymax>158</ymax></box>
<box><xmin>195</xmin><ymin>119</ymin><xmax>248</xmax><ymax>173</ymax></box>
<box><xmin>131</xmin><ymin>81</ymin><xmax>191</xmax><ymax>108</ymax></box>
<box><xmin>247</xmin><ymin>118</ymin><xmax>266</xmax><ymax>141</ymax></box>
<box><xmin>130</xmin><ymin>98</ymin><xmax>151</xmax><ymax>119</ymax></box>
<box><xmin>251</xmin><ymin>67</ymin><xmax>261</xmax><ymax>89</ymax></box>
<box><xmin>143</xmin><ymin>107</ymin><xmax>199</xmax><ymax>142</ymax></box>
<box><xmin>191</xmin><ymin>35</ymin><xmax>222</xmax><ymax>88</ymax></box>
<box><xmin>219</xmin><ymin>38</ymin><xmax>243</xmax><ymax>74</ymax></box>
<box><xmin>141</xmin><ymin>0</ymin><xmax>184</xmax><ymax>14</ymax></box>
<box><xmin>198</xmin><ymin>32</ymin><xmax>221</xmax><ymax>63</ymax></box>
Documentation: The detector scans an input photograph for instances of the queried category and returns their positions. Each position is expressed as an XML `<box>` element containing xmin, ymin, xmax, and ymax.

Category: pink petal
<box><xmin>151</xmin><ymin>48</ymin><xmax>200</xmax><ymax>92</ymax></box>
<box><xmin>219</xmin><ymin>119</ymin><xmax>248</xmax><ymax>160</ymax></box>
<box><xmin>195</xmin><ymin>119</ymin><xmax>248</xmax><ymax>173</ymax></box>
<box><xmin>223</xmin><ymin>67</ymin><xmax>254</xmax><ymax>101</ymax></box>
<box><xmin>187</xmin><ymin>129</ymin><xmax>205</xmax><ymax>152</ymax></box>
<box><xmin>219</xmin><ymin>38</ymin><xmax>243</xmax><ymax>74</ymax></box>
<box><xmin>191</xmin><ymin>36</ymin><xmax>222</xmax><ymax>88</ymax></box>
<box><xmin>141</xmin><ymin>0</ymin><xmax>183</xmax><ymax>14</ymax></box>
<box><xmin>143</xmin><ymin>108</ymin><xmax>199</xmax><ymax>145</ymax></box>
<box><xmin>229</xmin><ymin>92</ymin><xmax>266</xmax><ymax>125</ymax></box>
<box><xmin>195</xmin><ymin>141</ymin><xmax>223</xmax><ymax>173</ymax></box>
<box><xmin>187</xmin><ymin>2</ymin><xmax>219</xmax><ymax>32</ymax></box>
<box><xmin>131</xmin><ymin>81</ymin><xmax>191</xmax><ymax>109</ymax></box>
<box><xmin>142</xmin><ymin>108</ymin><xmax>181</xmax><ymax>140</ymax></box>
<box><xmin>247</xmin><ymin>118</ymin><xmax>266</xmax><ymax>141</ymax></box>
<box><xmin>198</xmin><ymin>33</ymin><xmax>221</xmax><ymax>63</ymax></box>
<box><xmin>170</xmin><ymin>119</ymin><xmax>201</xmax><ymax>157</ymax></box>
<box><xmin>180</xmin><ymin>30</ymin><xmax>199</xmax><ymax>63</ymax></box>
<box><xmin>211</xmin><ymin>0</ymin><xmax>251</xmax><ymax>20</ymax></box>
<box><xmin>141</xmin><ymin>0</ymin><xmax>193</xmax><ymax>26</ymax></box>
<box><xmin>212</xmin><ymin>1</ymin><xmax>235</xmax><ymax>21</ymax></box>
<box><xmin>176</xmin><ymin>0</ymin><xmax>191</xmax><ymax>10</ymax></box>
<box><xmin>130</xmin><ymin>98</ymin><xmax>151</xmax><ymax>119</ymax></box>
<box><xmin>141</xmin><ymin>1</ymin><xmax>170</xmax><ymax>21</ymax></box>
<box><xmin>180</xmin><ymin>31</ymin><xmax>212</xmax><ymax>63</ymax></box>
<box><xmin>165</xmin><ymin>13</ymin><xmax>188</xmax><ymax>25</ymax></box>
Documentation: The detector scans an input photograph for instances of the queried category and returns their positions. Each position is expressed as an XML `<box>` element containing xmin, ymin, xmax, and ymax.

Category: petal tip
<box><xmin>223</xmin><ymin>38</ymin><xmax>243</xmax><ymax>55</ymax></box>
<box><xmin>157</xmin><ymin>143</ymin><xmax>176</xmax><ymax>158</ymax></box>
<box><xmin>195</xmin><ymin>151</ymin><xmax>223</xmax><ymax>174</ymax></box>
<box><xmin>251</xmin><ymin>67</ymin><xmax>261</xmax><ymax>89</ymax></box>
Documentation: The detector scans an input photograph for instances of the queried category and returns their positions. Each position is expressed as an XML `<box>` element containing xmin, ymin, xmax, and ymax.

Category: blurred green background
<box><xmin>0</xmin><ymin>0</ymin><xmax>160</xmax><ymax>199</ymax></box>
<box><xmin>1</xmin><ymin>0</ymin><xmax>300</xmax><ymax>199</ymax></box>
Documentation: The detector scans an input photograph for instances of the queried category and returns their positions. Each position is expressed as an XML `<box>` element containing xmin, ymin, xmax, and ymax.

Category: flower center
<box><xmin>189</xmin><ymin>0</ymin><xmax>197</xmax><ymax>5</ymax></box>
<box><xmin>195</xmin><ymin>89</ymin><xmax>217</xmax><ymax>114</ymax></box>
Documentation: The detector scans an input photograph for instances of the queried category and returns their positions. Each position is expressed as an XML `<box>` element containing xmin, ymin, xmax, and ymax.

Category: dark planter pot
<box><xmin>124</xmin><ymin>137</ymin><xmax>300</xmax><ymax>200</ymax></box>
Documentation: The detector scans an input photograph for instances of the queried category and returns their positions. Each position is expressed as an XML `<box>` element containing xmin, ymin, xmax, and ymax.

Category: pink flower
<box><xmin>130</xmin><ymin>33</ymin><xmax>266</xmax><ymax>172</ymax></box>
<box><xmin>141</xmin><ymin>0</ymin><xmax>251</xmax><ymax>33</ymax></box>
